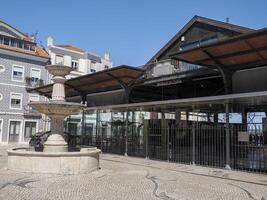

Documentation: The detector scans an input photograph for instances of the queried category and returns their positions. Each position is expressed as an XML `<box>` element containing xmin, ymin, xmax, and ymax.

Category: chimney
<box><xmin>226</xmin><ymin>17</ymin><xmax>230</xmax><ymax>23</ymax></box>
<box><xmin>104</xmin><ymin>52</ymin><xmax>110</xmax><ymax>61</ymax></box>
<box><xmin>47</xmin><ymin>36</ymin><xmax>54</xmax><ymax>47</ymax></box>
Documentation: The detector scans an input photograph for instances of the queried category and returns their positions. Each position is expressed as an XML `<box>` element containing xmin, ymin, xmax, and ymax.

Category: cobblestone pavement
<box><xmin>0</xmin><ymin>145</ymin><xmax>267</xmax><ymax>200</ymax></box>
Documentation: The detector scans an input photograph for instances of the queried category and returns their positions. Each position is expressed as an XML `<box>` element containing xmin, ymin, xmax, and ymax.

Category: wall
<box><xmin>0</xmin><ymin>51</ymin><xmax>47</xmax><ymax>143</ymax></box>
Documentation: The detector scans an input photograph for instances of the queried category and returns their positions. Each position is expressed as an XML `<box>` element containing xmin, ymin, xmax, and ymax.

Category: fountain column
<box><xmin>29</xmin><ymin>65</ymin><xmax>85</xmax><ymax>152</ymax></box>
<box><xmin>43</xmin><ymin>65</ymin><xmax>72</xmax><ymax>152</ymax></box>
<box><xmin>51</xmin><ymin>74</ymin><xmax>66</xmax><ymax>101</ymax></box>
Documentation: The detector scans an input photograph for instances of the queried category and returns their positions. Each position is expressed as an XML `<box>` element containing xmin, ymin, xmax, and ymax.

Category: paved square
<box><xmin>0</xmin><ymin>145</ymin><xmax>266</xmax><ymax>200</ymax></box>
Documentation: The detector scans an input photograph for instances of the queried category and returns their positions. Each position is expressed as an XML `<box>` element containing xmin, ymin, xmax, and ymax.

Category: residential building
<box><xmin>0</xmin><ymin>20</ymin><xmax>49</xmax><ymax>144</ymax></box>
<box><xmin>46</xmin><ymin>37</ymin><xmax>112</xmax><ymax>79</ymax></box>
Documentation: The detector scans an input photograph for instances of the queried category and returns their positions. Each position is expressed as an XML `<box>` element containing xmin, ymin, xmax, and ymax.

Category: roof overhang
<box><xmin>85</xmin><ymin>91</ymin><xmax>267</xmax><ymax>112</ymax></box>
<box><xmin>28</xmin><ymin>65</ymin><xmax>144</xmax><ymax>98</ymax></box>
<box><xmin>169</xmin><ymin>27</ymin><xmax>267</xmax><ymax>71</ymax></box>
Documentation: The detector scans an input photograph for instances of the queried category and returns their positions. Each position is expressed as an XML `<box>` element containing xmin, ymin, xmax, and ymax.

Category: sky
<box><xmin>1</xmin><ymin>0</ymin><xmax>267</xmax><ymax>66</ymax></box>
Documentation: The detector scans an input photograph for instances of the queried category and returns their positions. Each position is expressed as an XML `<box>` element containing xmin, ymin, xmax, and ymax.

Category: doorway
<box><xmin>9</xmin><ymin>121</ymin><xmax>21</xmax><ymax>142</ymax></box>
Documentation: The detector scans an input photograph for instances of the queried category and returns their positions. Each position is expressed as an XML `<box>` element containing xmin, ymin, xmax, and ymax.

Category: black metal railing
<box><xmin>66</xmin><ymin>119</ymin><xmax>267</xmax><ymax>174</ymax></box>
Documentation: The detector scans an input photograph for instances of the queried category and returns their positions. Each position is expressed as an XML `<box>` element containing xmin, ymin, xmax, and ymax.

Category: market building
<box><xmin>30</xmin><ymin>16</ymin><xmax>267</xmax><ymax>173</ymax></box>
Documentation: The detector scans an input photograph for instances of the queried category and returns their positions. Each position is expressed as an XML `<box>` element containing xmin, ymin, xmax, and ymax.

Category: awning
<box><xmin>169</xmin><ymin>28</ymin><xmax>267</xmax><ymax>71</ymax></box>
<box><xmin>28</xmin><ymin>65</ymin><xmax>144</xmax><ymax>98</ymax></box>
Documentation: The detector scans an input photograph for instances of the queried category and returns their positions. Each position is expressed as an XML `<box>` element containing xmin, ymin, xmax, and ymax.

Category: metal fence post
<box><xmin>125</xmin><ymin>110</ymin><xmax>129</xmax><ymax>156</ymax></box>
<box><xmin>225</xmin><ymin>102</ymin><xmax>231</xmax><ymax>170</ymax></box>
<box><xmin>192</xmin><ymin>121</ymin><xmax>196</xmax><ymax>165</ymax></box>
<box><xmin>144</xmin><ymin>120</ymin><xmax>149</xmax><ymax>159</ymax></box>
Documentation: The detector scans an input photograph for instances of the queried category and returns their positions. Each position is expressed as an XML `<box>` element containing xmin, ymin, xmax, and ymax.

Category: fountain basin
<box><xmin>7</xmin><ymin>147</ymin><xmax>101</xmax><ymax>175</ymax></box>
<box><xmin>29</xmin><ymin>101</ymin><xmax>85</xmax><ymax>117</ymax></box>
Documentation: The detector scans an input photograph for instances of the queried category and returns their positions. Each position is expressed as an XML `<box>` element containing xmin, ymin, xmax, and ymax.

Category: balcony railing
<box><xmin>25</xmin><ymin>77</ymin><xmax>44</xmax><ymax>88</ymax></box>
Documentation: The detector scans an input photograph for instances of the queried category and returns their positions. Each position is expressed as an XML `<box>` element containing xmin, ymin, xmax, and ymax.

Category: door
<box><xmin>0</xmin><ymin>120</ymin><xmax>2</xmax><ymax>142</ymax></box>
<box><xmin>24</xmin><ymin>121</ymin><xmax>37</xmax><ymax>142</ymax></box>
<box><xmin>9</xmin><ymin>121</ymin><xmax>21</xmax><ymax>142</ymax></box>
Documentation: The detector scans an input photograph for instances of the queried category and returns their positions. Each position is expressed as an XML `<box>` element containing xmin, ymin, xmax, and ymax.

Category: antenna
<box><xmin>30</xmin><ymin>31</ymin><xmax>38</xmax><ymax>42</ymax></box>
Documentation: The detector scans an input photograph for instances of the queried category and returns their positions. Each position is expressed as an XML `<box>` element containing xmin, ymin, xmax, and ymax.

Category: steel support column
<box><xmin>191</xmin><ymin>108</ymin><xmax>196</xmax><ymax>165</ymax></box>
<box><xmin>106</xmin><ymin>72</ymin><xmax>135</xmax><ymax>156</ymax></box>
<box><xmin>96</xmin><ymin>109</ymin><xmax>100</xmax><ymax>147</ymax></box>
<box><xmin>202</xmin><ymin>49</ymin><xmax>233</xmax><ymax>94</ymax></box>
<box><xmin>192</xmin><ymin>121</ymin><xmax>196</xmax><ymax>165</ymax></box>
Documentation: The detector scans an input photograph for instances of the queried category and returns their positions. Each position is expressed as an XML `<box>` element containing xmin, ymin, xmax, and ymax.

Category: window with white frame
<box><xmin>27</xmin><ymin>94</ymin><xmax>39</xmax><ymax>112</ymax></box>
<box><xmin>24</xmin><ymin>121</ymin><xmax>37</xmax><ymax>138</ymax></box>
<box><xmin>71</xmin><ymin>60</ymin><xmax>79</xmax><ymax>71</ymax></box>
<box><xmin>55</xmin><ymin>55</ymin><xmax>63</xmax><ymax>64</ymax></box>
<box><xmin>30</xmin><ymin>68</ymin><xmax>41</xmax><ymax>85</ymax></box>
<box><xmin>0</xmin><ymin>65</ymin><xmax>5</xmax><ymax>72</ymax></box>
<box><xmin>12</xmin><ymin>65</ymin><xmax>24</xmax><ymax>81</ymax></box>
<box><xmin>29</xmin><ymin>94</ymin><xmax>39</xmax><ymax>102</ymax></box>
<box><xmin>10</xmin><ymin>93</ymin><xmax>22</xmax><ymax>109</ymax></box>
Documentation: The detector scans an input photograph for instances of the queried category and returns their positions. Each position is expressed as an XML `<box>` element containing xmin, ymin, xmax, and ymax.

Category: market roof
<box><xmin>145</xmin><ymin>15</ymin><xmax>253</xmax><ymax>67</ymax></box>
<box><xmin>169</xmin><ymin>27</ymin><xmax>267</xmax><ymax>71</ymax></box>
<box><xmin>28</xmin><ymin>65</ymin><xmax>144</xmax><ymax>98</ymax></box>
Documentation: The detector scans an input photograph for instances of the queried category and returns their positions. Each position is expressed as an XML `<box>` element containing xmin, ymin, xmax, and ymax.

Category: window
<box><xmin>90</xmin><ymin>69</ymin><xmax>96</xmax><ymax>73</ymax></box>
<box><xmin>71</xmin><ymin>60</ymin><xmax>79</xmax><ymax>71</ymax></box>
<box><xmin>18</xmin><ymin>41</ymin><xmax>23</xmax><ymax>48</ymax></box>
<box><xmin>27</xmin><ymin>94</ymin><xmax>39</xmax><ymax>112</ymax></box>
<box><xmin>55</xmin><ymin>55</ymin><xmax>64</xmax><ymax>64</ymax></box>
<box><xmin>10</xmin><ymin>38</ymin><xmax>17</xmax><ymax>47</ymax></box>
<box><xmin>0</xmin><ymin>35</ymin><xmax>35</xmax><ymax>51</ymax></box>
<box><xmin>12</xmin><ymin>65</ymin><xmax>24</xmax><ymax>82</ymax></box>
<box><xmin>24</xmin><ymin>42</ymin><xmax>30</xmax><ymax>50</ymax></box>
<box><xmin>24</xmin><ymin>121</ymin><xmax>37</xmax><ymax>138</ymax></box>
<box><xmin>0</xmin><ymin>35</ymin><xmax>3</xmax><ymax>44</ymax></box>
<box><xmin>30</xmin><ymin>68</ymin><xmax>41</xmax><ymax>85</ymax></box>
<box><xmin>104</xmin><ymin>65</ymin><xmax>109</xmax><ymax>70</ymax></box>
<box><xmin>0</xmin><ymin>65</ymin><xmax>5</xmax><ymax>72</ymax></box>
<box><xmin>3</xmin><ymin>37</ymin><xmax>9</xmax><ymax>45</ymax></box>
<box><xmin>10</xmin><ymin>93</ymin><xmax>22</xmax><ymax>109</ymax></box>
<box><xmin>29</xmin><ymin>94</ymin><xmax>39</xmax><ymax>102</ymax></box>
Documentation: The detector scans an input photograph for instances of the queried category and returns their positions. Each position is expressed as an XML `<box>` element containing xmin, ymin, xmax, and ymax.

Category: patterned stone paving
<box><xmin>0</xmin><ymin>145</ymin><xmax>267</xmax><ymax>200</ymax></box>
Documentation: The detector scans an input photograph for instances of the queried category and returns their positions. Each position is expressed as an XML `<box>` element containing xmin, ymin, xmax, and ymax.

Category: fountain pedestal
<box><xmin>43</xmin><ymin>134</ymin><xmax>68</xmax><ymax>152</ymax></box>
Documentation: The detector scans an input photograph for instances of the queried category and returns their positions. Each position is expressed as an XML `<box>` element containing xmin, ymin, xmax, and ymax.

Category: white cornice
<box><xmin>48</xmin><ymin>45</ymin><xmax>85</xmax><ymax>55</ymax></box>
<box><xmin>0</xmin><ymin>82</ymin><xmax>26</xmax><ymax>88</ymax></box>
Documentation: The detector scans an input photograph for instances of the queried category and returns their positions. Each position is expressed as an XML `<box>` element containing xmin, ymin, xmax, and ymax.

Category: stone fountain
<box><xmin>7</xmin><ymin>65</ymin><xmax>101</xmax><ymax>174</ymax></box>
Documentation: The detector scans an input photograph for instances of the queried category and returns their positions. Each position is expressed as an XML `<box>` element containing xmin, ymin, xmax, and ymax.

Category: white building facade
<box><xmin>47</xmin><ymin>37</ymin><xmax>112</xmax><ymax>79</ymax></box>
